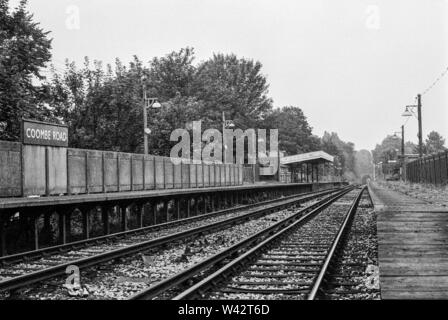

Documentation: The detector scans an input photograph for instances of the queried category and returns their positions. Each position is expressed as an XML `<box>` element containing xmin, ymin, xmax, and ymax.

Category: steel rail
<box><xmin>307</xmin><ymin>186</ymin><xmax>365</xmax><ymax>300</ymax></box>
<box><xmin>0</xmin><ymin>187</ymin><xmax>347</xmax><ymax>293</ymax></box>
<box><xmin>129</xmin><ymin>186</ymin><xmax>355</xmax><ymax>300</ymax></box>
<box><xmin>0</xmin><ymin>188</ymin><xmax>338</xmax><ymax>266</ymax></box>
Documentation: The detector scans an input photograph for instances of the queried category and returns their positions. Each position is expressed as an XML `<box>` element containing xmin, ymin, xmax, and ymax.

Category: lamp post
<box><xmin>142</xmin><ymin>77</ymin><xmax>161</xmax><ymax>155</ymax></box>
<box><xmin>402</xmin><ymin>94</ymin><xmax>423</xmax><ymax>157</ymax></box>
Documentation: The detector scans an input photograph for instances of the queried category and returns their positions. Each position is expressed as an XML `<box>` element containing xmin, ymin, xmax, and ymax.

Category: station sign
<box><xmin>22</xmin><ymin>119</ymin><xmax>68</xmax><ymax>147</ymax></box>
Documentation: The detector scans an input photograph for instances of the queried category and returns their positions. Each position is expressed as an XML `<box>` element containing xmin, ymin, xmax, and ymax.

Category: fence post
<box><xmin>85</xmin><ymin>151</ymin><xmax>90</xmax><ymax>194</ymax></box>
<box><xmin>102</xmin><ymin>152</ymin><xmax>106</xmax><ymax>193</ymax></box>
<box><xmin>434</xmin><ymin>154</ymin><xmax>438</xmax><ymax>185</ymax></box>
<box><xmin>142</xmin><ymin>155</ymin><xmax>145</xmax><ymax>190</ymax></box>
<box><xmin>117</xmin><ymin>153</ymin><xmax>121</xmax><ymax>192</ymax></box>
<box><xmin>130</xmin><ymin>155</ymin><xmax>134</xmax><ymax>191</ymax></box>
<box><xmin>202</xmin><ymin>162</ymin><xmax>205</xmax><ymax>187</ymax></box>
<box><xmin>445</xmin><ymin>151</ymin><xmax>448</xmax><ymax>184</ymax></box>
<box><xmin>153</xmin><ymin>156</ymin><xmax>156</xmax><ymax>190</ymax></box>
<box><xmin>163</xmin><ymin>157</ymin><xmax>166</xmax><ymax>189</ymax></box>
<box><xmin>67</xmin><ymin>149</ymin><xmax>71</xmax><ymax>195</ymax></box>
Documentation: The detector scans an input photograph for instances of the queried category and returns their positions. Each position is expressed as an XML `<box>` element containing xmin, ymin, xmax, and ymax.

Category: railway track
<box><xmin>1</xmin><ymin>188</ymin><xmax>341</xmax><ymax>267</ymax></box>
<box><xmin>320</xmin><ymin>190</ymin><xmax>380</xmax><ymax>300</ymax></box>
<box><xmin>129</xmin><ymin>186</ymin><xmax>358</xmax><ymax>300</ymax></box>
<box><xmin>0</xmin><ymin>187</ymin><xmax>346</xmax><ymax>296</ymax></box>
<box><xmin>173</xmin><ymin>187</ymin><xmax>365</xmax><ymax>300</ymax></box>
<box><xmin>190</xmin><ymin>188</ymin><xmax>365</xmax><ymax>300</ymax></box>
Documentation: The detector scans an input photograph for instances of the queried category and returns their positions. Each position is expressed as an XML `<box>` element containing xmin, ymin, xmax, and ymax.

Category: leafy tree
<box><xmin>149</xmin><ymin>47</ymin><xmax>196</xmax><ymax>101</ymax></box>
<box><xmin>371</xmin><ymin>135</ymin><xmax>401</xmax><ymax>163</ymax></box>
<box><xmin>46</xmin><ymin>57</ymin><xmax>148</xmax><ymax>152</ymax></box>
<box><xmin>405</xmin><ymin>141</ymin><xmax>417</xmax><ymax>155</ymax></box>
<box><xmin>263</xmin><ymin>106</ymin><xmax>320</xmax><ymax>155</ymax></box>
<box><xmin>193</xmin><ymin>53</ymin><xmax>273</xmax><ymax>130</ymax></box>
<box><xmin>321</xmin><ymin>132</ymin><xmax>356</xmax><ymax>180</ymax></box>
<box><xmin>148</xmin><ymin>95</ymin><xmax>205</xmax><ymax>156</ymax></box>
<box><xmin>425</xmin><ymin>131</ymin><xmax>446</xmax><ymax>154</ymax></box>
<box><xmin>354</xmin><ymin>149</ymin><xmax>373</xmax><ymax>179</ymax></box>
<box><xmin>0</xmin><ymin>0</ymin><xmax>52</xmax><ymax>140</ymax></box>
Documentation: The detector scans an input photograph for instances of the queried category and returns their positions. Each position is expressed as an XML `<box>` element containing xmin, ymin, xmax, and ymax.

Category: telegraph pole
<box><xmin>417</xmin><ymin>94</ymin><xmax>423</xmax><ymax>157</ymax></box>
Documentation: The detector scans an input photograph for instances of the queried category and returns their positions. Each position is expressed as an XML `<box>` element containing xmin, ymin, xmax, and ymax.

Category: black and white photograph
<box><xmin>0</xmin><ymin>0</ymin><xmax>447</xmax><ymax>311</ymax></box>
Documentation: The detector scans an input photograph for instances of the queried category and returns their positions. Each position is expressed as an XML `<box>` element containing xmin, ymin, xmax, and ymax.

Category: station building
<box><xmin>259</xmin><ymin>150</ymin><xmax>337</xmax><ymax>183</ymax></box>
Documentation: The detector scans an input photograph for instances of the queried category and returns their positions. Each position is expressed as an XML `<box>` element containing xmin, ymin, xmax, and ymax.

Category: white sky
<box><xmin>12</xmin><ymin>0</ymin><xmax>448</xmax><ymax>151</ymax></box>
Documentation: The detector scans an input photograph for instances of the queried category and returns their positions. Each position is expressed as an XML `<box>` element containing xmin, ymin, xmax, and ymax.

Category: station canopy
<box><xmin>280</xmin><ymin>151</ymin><xmax>334</xmax><ymax>166</ymax></box>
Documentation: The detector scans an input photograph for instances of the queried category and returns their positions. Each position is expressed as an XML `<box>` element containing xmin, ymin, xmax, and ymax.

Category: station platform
<box><xmin>368</xmin><ymin>182</ymin><xmax>448</xmax><ymax>299</ymax></box>
<box><xmin>0</xmin><ymin>182</ymin><xmax>344</xmax><ymax>211</ymax></box>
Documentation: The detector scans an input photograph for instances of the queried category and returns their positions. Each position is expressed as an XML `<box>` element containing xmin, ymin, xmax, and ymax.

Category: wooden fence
<box><xmin>405</xmin><ymin>150</ymin><xmax>448</xmax><ymax>185</ymax></box>
<box><xmin>0</xmin><ymin>140</ymin><xmax>244</xmax><ymax>197</ymax></box>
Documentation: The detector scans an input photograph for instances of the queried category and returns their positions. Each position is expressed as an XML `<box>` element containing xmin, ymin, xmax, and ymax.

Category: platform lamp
<box><xmin>142</xmin><ymin>76</ymin><xmax>161</xmax><ymax>155</ymax></box>
<box><xmin>402</xmin><ymin>94</ymin><xmax>423</xmax><ymax>157</ymax></box>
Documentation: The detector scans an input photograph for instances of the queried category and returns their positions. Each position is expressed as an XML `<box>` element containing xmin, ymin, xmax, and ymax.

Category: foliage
<box><xmin>0</xmin><ymin>0</ymin><xmax>52</xmax><ymax>140</ymax></box>
<box><xmin>371</xmin><ymin>135</ymin><xmax>402</xmax><ymax>163</ymax></box>
<box><xmin>354</xmin><ymin>149</ymin><xmax>374</xmax><ymax>179</ymax></box>
<box><xmin>193</xmin><ymin>53</ymin><xmax>273</xmax><ymax>130</ymax></box>
<box><xmin>373</xmin><ymin>131</ymin><xmax>446</xmax><ymax>163</ymax></box>
<box><xmin>43</xmin><ymin>49</ymin><xmax>278</xmax><ymax>155</ymax></box>
<box><xmin>0</xmin><ymin>2</ymin><xmax>361</xmax><ymax>177</ymax></box>
<box><xmin>149</xmin><ymin>47</ymin><xmax>196</xmax><ymax>101</ymax></box>
<box><xmin>425</xmin><ymin>131</ymin><xmax>446</xmax><ymax>154</ymax></box>
<box><xmin>263</xmin><ymin>106</ymin><xmax>320</xmax><ymax>155</ymax></box>
<box><xmin>45</xmin><ymin>57</ymin><xmax>146</xmax><ymax>152</ymax></box>
<box><xmin>321</xmin><ymin>132</ymin><xmax>356</xmax><ymax>180</ymax></box>
<box><xmin>147</xmin><ymin>95</ymin><xmax>205</xmax><ymax>156</ymax></box>
<box><xmin>405</xmin><ymin>141</ymin><xmax>417</xmax><ymax>155</ymax></box>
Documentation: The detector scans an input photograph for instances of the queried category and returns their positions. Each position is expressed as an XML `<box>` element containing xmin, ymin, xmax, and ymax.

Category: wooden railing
<box><xmin>405</xmin><ymin>150</ymin><xmax>448</xmax><ymax>185</ymax></box>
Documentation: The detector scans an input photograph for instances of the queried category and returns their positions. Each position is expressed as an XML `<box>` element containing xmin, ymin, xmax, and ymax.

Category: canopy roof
<box><xmin>281</xmin><ymin>151</ymin><xmax>334</xmax><ymax>165</ymax></box>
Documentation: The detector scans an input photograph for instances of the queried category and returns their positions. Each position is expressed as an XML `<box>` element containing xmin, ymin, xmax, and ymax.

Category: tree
<box><xmin>405</xmin><ymin>141</ymin><xmax>417</xmax><ymax>155</ymax></box>
<box><xmin>371</xmin><ymin>135</ymin><xmax>401</xmax><ymax>163</ymax></box>
<box><xmin>193</xmin><ymin>53</ymin><xmax>273</xmax><ymax>130</ymax></box>
<box><xmin>354</xmin><ymin>149</ymin><xmax>373</xmax><ymax>179</ymax></box>
<box><xmin>45</xmin><ymin>57</ymin><xmax>148</xmax><ymax>152</ymax></box>
<box><xmin>425</xmin><ymin>131</ymin><xmax>446</xmax><ymax>154</ymax></box>
<box><xmin>149</xmin><ymin>47</ymin><xmax>196</xmax><ymax>101</ymax></box>
<box><xmin>321</xmin><ymin>132</ymin><xmax>357</xmax><ymax>181</ymax></box>
<box><xmin>147</xmin><ymin>95</ymin><xmax>205</xmax><ymax>156</ymax></box>
<box><xmin>263</xmin><ymin>106</ymin><xmax>320</xmax><ymax>155</ymax></box>
<box><xmin>0</xmin><ymin>0</ymin><xmax>52</xmax><ymax>140</ymax></box>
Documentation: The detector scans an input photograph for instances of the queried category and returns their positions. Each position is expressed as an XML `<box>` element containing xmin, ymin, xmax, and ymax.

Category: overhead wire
<box><xmin>421</xmin><ymin>65</ymin><xmax>448</xmax><ymax>96</ymax></box>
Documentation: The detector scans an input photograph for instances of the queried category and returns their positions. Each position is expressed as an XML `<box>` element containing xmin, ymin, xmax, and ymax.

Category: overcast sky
<box><xmin>12</xmin><ymin>0</ymin><xmax>448</xmax><ymax>151</ymax></box>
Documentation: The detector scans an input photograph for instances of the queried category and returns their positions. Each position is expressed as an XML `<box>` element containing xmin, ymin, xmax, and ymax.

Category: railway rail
<box><xmin>0</xmin><ymin>187</ymin><xmax>338</xmax><ymax>267</ymax></box>
<box><xmin>174</xmin><ymin>187</ymin><xmax>365</xmax><ymax>300</ymax></box>
<box><xmin>0</xmin><ymin>187</ymin><xmax>345</xmax><ymax>295</ymax></box>
<box><xmin>318</xmin><ymin>190</ymin><xmax>380</xmax><ymax>300</ymax></box>
<box><xmin>129</xmin><ymin>185</ymin><xmax>358</xmax><ymax>300</ymax></box>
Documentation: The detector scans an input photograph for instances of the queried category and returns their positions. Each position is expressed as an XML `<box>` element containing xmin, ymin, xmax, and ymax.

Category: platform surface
<box><xmin>369</xmin><ymin>182</ymin><xmax>448</xmax><ymax>299</ymax></box>
<box><xmin>0</xmin><ymin>182</ymin><xmax>336</xmax><ymax>210</ymax></box>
